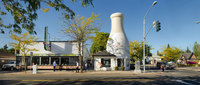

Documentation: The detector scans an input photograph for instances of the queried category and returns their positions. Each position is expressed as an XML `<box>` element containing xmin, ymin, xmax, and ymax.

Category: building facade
<box><xmin>16</xmin><ymin>41</ymin><xmax>89</xmax><ymax>69</ymax></box>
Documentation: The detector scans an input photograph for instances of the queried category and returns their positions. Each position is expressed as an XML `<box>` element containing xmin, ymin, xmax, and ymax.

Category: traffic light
<box><xmin>156</xmin><ymin>21</ymin><xmax>161</xmax><ymax>32</ymax></box>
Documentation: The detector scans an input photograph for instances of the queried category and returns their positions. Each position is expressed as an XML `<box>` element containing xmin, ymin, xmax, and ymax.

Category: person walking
<box><xmin>84</xmin><ymin>62</ymin><xmax>87</xmax><ymax>72</ymax></box>
<box><xmin>161</xmin><ymin>64</ymin><xmax>165</xmax><ymax>72</ymax></box>
<box><xmin>76</xmin><ymin>61</ymin><xmax>79</xmax><ymax>73</ymax></box>
<box><xmin>53</xmin><ymin>61</ymin><xmax>56</xmax><ymax>72</ymax></box>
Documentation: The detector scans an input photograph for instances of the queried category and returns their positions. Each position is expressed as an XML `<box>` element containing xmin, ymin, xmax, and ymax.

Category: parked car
<box><xmin>165</xmin><ymin>61</ymin><xmax>176</xmax><ymax>70</ymax></box>
<box><xmin>156</xmin><ymin>61</ymin><xmax>163</xmax><ymax>69</ymax></box>
<box><xmin>2</xmin><ymin>61</ymin><xmax>16</xmax><ymax>71</ymax></box>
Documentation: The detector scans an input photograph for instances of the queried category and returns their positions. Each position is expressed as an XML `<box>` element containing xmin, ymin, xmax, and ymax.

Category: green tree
<box><xmin>90</xmin><ymin>32</ymin><xmax>109</xmax><ymax>54</ymax></box>
<box><xmin>167</xmin><ymin>44</ymin><xmax>170</xmax><ymax>48</ymax></box>
<box><xmin>3</xmin><ymin>44</ymin><xmax>8</xmax><ymax>51</ymax></box>
<box><xmin>129</xmin><ymin>40</ymin><xmax>152</xmax><ymax>62</ymax></box>
<box><xmin>62</xmin><ymin>13</ymin><xmax>99</xmax><ymax>72</ymax></box>
<box><xmin>193</xmin><ymin>41</ymin><xmax>200</xmax><ymax>59</ymax></box>
<box><xmin>186</xmin><ymin>46</ymin><xmax>191</xmax><ymax>53</ymax></box>
<box><xmin>9</xmin><ymin>32</ymin><xmax>39</xmax><ymax>72</ymax></box>
<box><xmin>157</xmin><ymin>50</ymin><xmax>163</xmax><ymax>56</ymax></box>
<box><xmin>8</xmin><ymin>48</ymin><xmax>15</xmax><ymax>54</ymax></box>
<box><xmin>160</xmin><ymin>45</ymin><xmax>183</xmax><ymax>62</ymax></box>
<box><xmin>0</xmin><ymin>0</ymin><xmax>94</xmax><ymax>34</ymax></box>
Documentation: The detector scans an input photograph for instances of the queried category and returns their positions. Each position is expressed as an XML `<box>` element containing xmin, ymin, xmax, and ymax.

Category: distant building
<box><xmin>16</xmin><ymin>41</ymin><xmax>89</xmax><ymax>69</ymax></box>
<box><xmin>0</xmin><ymin>51</ymin><xmax>15</xmax><ymax>68</ymax></box>
<box><xmin>149</xmin><ymin>54</ymin><xmax>161</xmax><ymax>65</ymax></box>
<box><xmin>177</xmin><ymin>53</ymin><xmax>197</xmax><ymax>65</ymax></box>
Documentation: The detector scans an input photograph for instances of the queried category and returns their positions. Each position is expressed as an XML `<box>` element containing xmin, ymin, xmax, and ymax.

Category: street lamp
<box><xmin>143</xmin><ymin>1</ymin><xmax>157</xmax><ymax>73</ymax></box>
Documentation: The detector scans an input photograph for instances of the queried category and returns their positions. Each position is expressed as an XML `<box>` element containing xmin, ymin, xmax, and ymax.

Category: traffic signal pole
<box><xmin>143</xmin><ymin>1</ymin><xmax>157</xmax><ymax>73</ymax></box>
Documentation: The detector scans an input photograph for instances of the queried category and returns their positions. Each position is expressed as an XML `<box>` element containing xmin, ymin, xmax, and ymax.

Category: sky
<box><xmin>1</xmin><ymin>0</ymin><xmax>200</xmax><ymax>55</ymax></box>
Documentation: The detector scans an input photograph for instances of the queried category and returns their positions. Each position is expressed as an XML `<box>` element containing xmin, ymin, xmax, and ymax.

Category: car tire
<box><xmin>11</xmin><ymin>66</ymin><xmax>14</xmax><ymax>71</ymax></box>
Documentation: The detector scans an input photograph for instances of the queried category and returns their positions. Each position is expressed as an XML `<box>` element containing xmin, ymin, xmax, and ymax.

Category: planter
<box><xmin>114</xmin><ymin>66</ymin><xmax>118</xmax><ymax>71</ymax></box>
<box><xmin>121</xmin><ymin>66</ymin><xmax>125</xmax><ymax>71</ymax></box>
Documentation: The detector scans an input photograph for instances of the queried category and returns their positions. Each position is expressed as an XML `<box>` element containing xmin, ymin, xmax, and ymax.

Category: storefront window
<box><xmin>61</xmin><ymin>57</ymin><xmax>69</xmax><ymax>65</ymax></box>
<box><xmin>117</xmin><ymin>59</ymin><xmax>122</xmax><ymax>67</ymax></box>
<box><xmin>51</xmin><ymin>57</ymin><xmax>59</xmax><ymax>65</ymax></box>
<box><xmin>33</xmin><ymin>57</ymin><xmax>39</xmax><ymax>65</ymax></box>
<box><xmin>41</xmin><ymin>57</ymin><xmax>49</xmax><ymax>65</ymax></box>
<box><xmin>101</xmin><ymin>58</ymin><xmax>111</xmax><ymax>67</ymax></box>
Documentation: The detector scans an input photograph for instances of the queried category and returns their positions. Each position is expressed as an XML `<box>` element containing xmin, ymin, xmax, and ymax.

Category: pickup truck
<box><xmin>2</xmin><ymin>61</ymin><xmax>16</xmax><ymax>70</ymax></box>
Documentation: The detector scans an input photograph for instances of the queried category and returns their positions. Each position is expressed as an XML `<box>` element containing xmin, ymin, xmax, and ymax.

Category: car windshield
<box><xmin>8</xmin><ymin>62</ymin><xmax>14</xmax><ymax>64</ymax></box>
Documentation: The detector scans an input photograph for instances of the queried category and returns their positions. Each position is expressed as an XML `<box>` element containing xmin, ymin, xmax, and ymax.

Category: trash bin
<box><xmin>32</xmin><ymin>65</ymin><xmax>37</xmax><ymax>74</ymax></box>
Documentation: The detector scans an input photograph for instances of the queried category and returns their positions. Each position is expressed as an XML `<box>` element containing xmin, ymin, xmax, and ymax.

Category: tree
<box><xmin>129</xmin><ymin>40</ymin><xmax>152</xmax><ymax>63</ymax></box>
<box><xmin>7</xmin><ymin>48</ymin><xmax>15</xmax><ymax>54</ymax></box>
<box><xmin>167</xmin><ymin>44</ymin><xmax>170</xmax><ymax>48</ymax></box>
<box><xmin>9</xmin><ymin>32</ymin><xmax>39</xmax><ymax>72</ymax></box>
<box><xmin>186</xmin><ymin>46</ymin><xmax>191</xmax><ymax>53</ymax></box>
<box><xmin>90</xmin><ymin>32</ymin><xmax>109</xmax><ymax>54</ymax></box>
<box><xmin>157</xmin><ymin>50</ymin><xmax>163</xmax><ymax>56</ymax></box>
<box><xmin>62</xmin><ymin>13</ymin><xmax>99</xmax><ymax>72</ymax></box>
<box><xmin>3</xmin><ymin>44</ymin><xmax>8</xmax><ymax>51</ymax></box>
<box><xmin>0</xmin><ymin>0</ymin><xmax>94</xmax><ymax>34</ymax></box>
<box><xmin>193</xmin><ymin>41</ymin><xmax>200</xmax><ymax>59</ymax></box>
<box><xmin>160</xmin><ymin>45</ymin><xmax>183</xmax><ymax>62</ymax></box>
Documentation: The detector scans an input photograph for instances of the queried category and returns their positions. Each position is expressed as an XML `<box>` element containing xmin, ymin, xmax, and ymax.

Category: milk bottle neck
<box><xmin>110</xmin><ymin>16</ymin><xmax>124</xmax><ymax>34</ymax></box>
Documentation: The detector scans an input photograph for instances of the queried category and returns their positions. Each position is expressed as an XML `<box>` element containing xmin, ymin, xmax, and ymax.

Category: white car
<box><xmin>2</xmin><ymin>61</ymin><xmax>16</xmax><ymax>70</ymax></box>
<box><xmin>166</xmin><ymin>61</ymin><xmax>176</xmax><ymax>70</ymax></box>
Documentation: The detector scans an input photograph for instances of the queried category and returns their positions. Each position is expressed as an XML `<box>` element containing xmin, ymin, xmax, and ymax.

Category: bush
<box><xmin>121</xmin><ymin>66</ymin><xmax>125</xmax><ymax>71</ymax></box>
<box><xmin>177</xmin><ymin>64</ymin><xmax>186</xmax><ymax>67</ymax></box>
<box><xmin>114</xmin><ymin>66</ymin><xmax>118</xmax><ymax>71</ymax></box>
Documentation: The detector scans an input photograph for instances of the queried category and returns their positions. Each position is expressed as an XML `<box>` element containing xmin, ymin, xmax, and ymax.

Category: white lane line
<box><xmin>172</xmin><ymin>79</ymin><xmax>194</xmax><ymax>85</ymax></box>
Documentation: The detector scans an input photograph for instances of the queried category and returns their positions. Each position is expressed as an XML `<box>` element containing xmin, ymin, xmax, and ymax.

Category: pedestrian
<box><xmin>83</xmin><ymin>62</ymin><xmax>87</xmax><ymax>72</ymax></box>
<box><xmin>161</xmin><ymin>64</ymin><xmax>165</xmax><ymax>72</ymax></box>
<box><xmin>76</xmin><ymin>61</ymin><xmax>79</xmax><ymax>73</ymax></box>
<box><xmin>84</xmin><ymin>62</ymin><xmax>87</xmax><ymax>72</ymax></box>
<box><xmin>19</xmin><ymin>62</ymin><xmax>22</xmax><ymax>71</ymax></box>
<box><xmin>53</xmin><ymin>61</ymin><xmax>56</xmax><ymax>72</ymax></box>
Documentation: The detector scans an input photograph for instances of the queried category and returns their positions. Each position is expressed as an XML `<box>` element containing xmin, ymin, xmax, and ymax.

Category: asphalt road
<box><xmin>0</xmin><ymin>67</ymin><xmax>199</xmax><ymax>85</ymax></box>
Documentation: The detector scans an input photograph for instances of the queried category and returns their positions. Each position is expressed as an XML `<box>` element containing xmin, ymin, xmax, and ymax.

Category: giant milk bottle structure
<box><xmin>106</xmin><ymin>12</ymin><xmax>130</xmax><ymax>70</ymax></box>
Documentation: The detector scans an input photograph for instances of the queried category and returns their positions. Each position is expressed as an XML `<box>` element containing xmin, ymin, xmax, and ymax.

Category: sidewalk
<box><xmin>176</xmin><ymin>66</ymin><xmax>200</xmax><ymax>72</ymax></box>
<box><xmin>0</xmin><ymin>69</ymin><xmax>164</xmax><ymax>76</ymax></box>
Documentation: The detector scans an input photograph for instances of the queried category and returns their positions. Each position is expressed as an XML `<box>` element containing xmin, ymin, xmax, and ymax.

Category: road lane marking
<box><xmin>172</xmin><ymin>79</ymin><xmax>194</xmax><ymax>85</ymax></box>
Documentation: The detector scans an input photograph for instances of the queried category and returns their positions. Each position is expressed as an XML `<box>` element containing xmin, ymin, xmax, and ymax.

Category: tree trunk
<box><xmin>22</xmin><ymin>55</ymin><xmax>26</xmax><ymax>72</ymax></box>
<box><xmin>14</xmin><ymin>49</ymin><xmax>17</xmax><ymax>55</ymax></box>
<box><xmin>78</xmin><ymin>42</ymin><xmax>83</xmax><ymax>72</ymax></box>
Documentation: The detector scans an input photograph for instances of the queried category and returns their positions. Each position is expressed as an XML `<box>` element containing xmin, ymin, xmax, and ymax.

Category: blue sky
<box><xmin>1</xmin><ymin>0</ymin><xmax>200</xmax><ymax>55</ymax></box>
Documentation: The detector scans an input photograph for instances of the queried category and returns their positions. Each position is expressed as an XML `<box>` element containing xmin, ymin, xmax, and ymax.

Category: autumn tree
<box><xmin>160</xmin><ymin>45</ymin><xmax>183</xmax><ymax>62</ymax></box>
<box><xmin>129</xmin><ymin>40</ymin><xmax>152</xmax><ymax>63</ymax></box>
<box><xmin>90</xmin><ymin>32</ymin><xmax>109</xmax><ymax>54</ymax></box>
<box><xmin>9</xmin><ymin>32</ymin><xmax>39</xmax><ymax>71</ymax></box>
<box><xmin>62</xmin><ymin>13</ymin><xmax>99</xmax><ymax>72</ymax></box>
<box><xmin>0</xmin><ymin>0</ymin><xmax>94</xmax><ymax>34</ymax></box>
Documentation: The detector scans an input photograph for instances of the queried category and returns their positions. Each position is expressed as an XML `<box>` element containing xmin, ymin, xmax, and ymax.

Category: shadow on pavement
<box><xmin>0</xmin><ymin>76</ymin><xmax>199</xmax><ymax>85</ymax></box>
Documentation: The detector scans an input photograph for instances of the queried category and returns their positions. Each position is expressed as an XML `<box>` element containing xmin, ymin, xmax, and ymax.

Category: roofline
<box><xmin>35</xmin><ymin>41</ymin><xmax>77</xmax><ymax>42</ymax></box>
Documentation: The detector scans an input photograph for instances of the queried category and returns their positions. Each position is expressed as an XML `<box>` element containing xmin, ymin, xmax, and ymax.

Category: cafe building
<box><xmin>16</xmin><ymin>41</ymin><xmax>89</xmax><ymax>69</ymax></box>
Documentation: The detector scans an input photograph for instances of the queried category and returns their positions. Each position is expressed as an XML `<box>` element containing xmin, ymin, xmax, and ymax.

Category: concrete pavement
<box><xmin>0</xmin><ymin>66</ymin><xmax>199</xmax><ymax>85</ymax></box>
